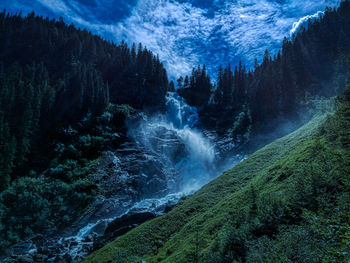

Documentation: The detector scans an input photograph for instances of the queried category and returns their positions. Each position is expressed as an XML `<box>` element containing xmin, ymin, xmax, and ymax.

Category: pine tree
<box><xmin>215</xmin><ymin>65</ymin><xmax>224</xmax><ymax>105</ymax></box>
<box><xmin>0</xmin><ymin>112</ymin><xmax>16</xmax><ymax>191</ymax></box>
<box><xmin>177</xmin><ymin>76</ymin><xmax>184</xmax><ymax>89</ymax></box>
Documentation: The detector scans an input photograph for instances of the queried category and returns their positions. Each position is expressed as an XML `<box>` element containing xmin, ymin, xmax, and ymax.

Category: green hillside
<box><xmin>84</xmin><ymin>87</ymin><xmax>350</xmax><ymax>263</ymax></box>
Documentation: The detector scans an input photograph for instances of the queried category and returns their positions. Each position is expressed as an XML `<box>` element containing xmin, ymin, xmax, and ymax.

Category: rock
<box><xmin>108</xmin><ymin>225</ymin><xmax>134</xmax><ymax>237</ymax></box>
<box><xmin>92</xmin><ymin>236</ymin><xmax>107</xmax><ymax>251</ymax></box>
<box><xmin>37</xmin><ymin>245</ymin><xmax>49</xmax><ymax>254</ymax></box>
<box><xmin>11</xmin><ymin>242</ymin><xmax>35</xmax><ymax>256</ymax></box>
<box><xmin>33</xmin><ymin>254</ymin><xmax>48</xmax><ymax>262</ymax></box>
<box><xmin>83</xmin><ymin>235</ymin><xmax>92</xmax><ymax>243</ymax></box>
<box><xmin>104</xmin><ymin>212</ymin><xmax>156</xmax><ymax>237</ymax></box>
<box><xmin>69</xmin><ymin>240</ymin><xmax>78</xmax><ymax>247</ymax></box>
<box><xmin>89</xmin><ymin>220</ymin><xmax>108</xmax><ymax>235</ymax></box>
<box><xmin>89</xmin><ymin>212</ymin><xmax>158</xmax><ymax>252</ymax></box>
<box><xmin>31</xmin><ymin>234</ymin><xmax>44</xmax><ymax>243</ymax></box>
<box><xmin>17</xmin><ymin>255</ymin><xmax>34</xmax><ymax>263</ymax></box>
<box><xmin>62</xmin><ymin>253</ymin><xmax>72</xmax><ymax>263</ymax></box>
<box><xmin>53</xmin><ymin>256</ymin><xmax>64</xmax><ymax>263</ymax></box>
<box><xmin>2</xmin><ymin>258</ymin><xmax>16</xmax><ymax>263</ymax></box>
<box><xmin>48</xmin><ymin>253</ymin><xmax>73</xmax><ymax>263</ymax></box>
<box><xmin>20</xmin><ymin>108</ymin><xmax>212</xmax><ymax>262</ymax></box>
<box><xmin>164</xmin><ymin>203</ymin><xmax>176</xmax><ymax>213</ymax></box>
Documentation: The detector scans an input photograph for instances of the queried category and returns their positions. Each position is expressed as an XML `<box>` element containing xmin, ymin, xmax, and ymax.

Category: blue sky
<box><xmin>1</xmin><ymin>0</ymin><xmax>342</xmax><ymax>79</ymax></box>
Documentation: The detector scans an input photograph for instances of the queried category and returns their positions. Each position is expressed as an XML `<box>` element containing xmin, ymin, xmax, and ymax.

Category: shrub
<box><xmin>0</xmin><ymin>175</ymin><xmax>96</xmax><ymax>251</ymax></box>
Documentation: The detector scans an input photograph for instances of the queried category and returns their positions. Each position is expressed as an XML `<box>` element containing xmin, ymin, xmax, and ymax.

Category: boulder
<box><xmin>104</xmin><ymin>212</ymin><xmax>156</xmax><ymax>237</ymax></box>
<box><xmin>17</xmin><ymin>256</ymin><xmax>34</xmax><ymax>263</ymax></box>
<box><xmin>62</xmin><ymin>253</ymin><xmax>72</xmax><ymax>263</ymax></box>
<box><xmin>11</xmin><ymin>242</ymin><xmax>35</xmax><ymax>257</ymax></box>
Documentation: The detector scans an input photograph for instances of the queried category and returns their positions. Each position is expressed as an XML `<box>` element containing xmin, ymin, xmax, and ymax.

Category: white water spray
<box><xmin>130</xmin><ymin>92</ymin><xmax>217</xmax><ymax>193</ymax></box>
<box><xmin>58</xmin><ymin>92</ymin><xmax>242</xmax><ymax>260</ymax></box>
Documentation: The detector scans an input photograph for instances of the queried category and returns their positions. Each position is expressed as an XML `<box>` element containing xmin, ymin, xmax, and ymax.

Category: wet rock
<box><xmin>62</xmin><ymin>253</ymin><xmax>72</xmax><ymax>263</ymax></box>
<box><xmin>52</xmin><ymin>255</ymin><xmax>64</xmax><ymax>263</ymax></box>
<box><xmin>51</xmin><ymin>253</ymin><xmax>73</xmax><ymax>263</ymax></box>
<box><xmin>17</xmin><ymin>255</ymin><xmax>34</xmax><ymax>263</ymax></box>
<box><xmin>3</xmin><ymin>258</ymin><xmax>17</xmax><ymax>263</ymax></box>
<box><xmin>15</xmin><ymin>104</ymin><xmax>227</xmax><ymax>262</ymax></box>
<box><xmin>37</xmin><ymin>245</ymin><xmax>49</xmax><ymax>255</ymax></box>
<box><xmin>90</xmin><ymin>147</ymin><xmax>171</xmax><ymax>201</ymax></box>
<box><xmin>92</xmin><ymin>236</ymin><xmax>106</xmax><ymax>251</ymax></box>
<box><xmin>87</xmin><ymin>212</ymin><xmax>158</xmax><ymax>251</ymax></box>
<box><xmin>104</xmin><ymin>212</ymin><xmax>156</xmax><ymax>237</ymax></box>
<box><xmin>11</xmin><ymin>242</ymin><xmax>35</xmax><ymax>257</ymax></box>
<box><xmin>164</xmin><ymin>203</ymin><xmax>176</xmax><ymax>213</ymax></box>
<box><xmin>83</xmin><ymin>235</ymin><xmax>93</xmax><ymax>243</ymax></box>
<box><xmin>33</xmin><ymin>254</ymin><xmax>48</xmax><ymax>262</ymax></box>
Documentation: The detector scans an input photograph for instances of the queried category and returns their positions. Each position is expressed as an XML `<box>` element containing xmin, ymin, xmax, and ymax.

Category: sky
<box><xmin>0</xmin><ymin>0</ymin><xmax>342</xmax><ymax>79</ymax></box>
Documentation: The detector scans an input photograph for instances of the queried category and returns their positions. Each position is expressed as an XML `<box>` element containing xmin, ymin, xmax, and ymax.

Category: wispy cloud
<box><xmin>290</xmin><ymin>10</ymin><xmax>324</xmax><ymax>36</ymax></box>
<box><xmin>0</xmin><ymin>0</ymin><xmax>342</xmax><ymax>79</ymax></box>
<box><xmin>115</xmin><ymin>0</ymin><xmax>216</xmax><ymax>77</ymax></box>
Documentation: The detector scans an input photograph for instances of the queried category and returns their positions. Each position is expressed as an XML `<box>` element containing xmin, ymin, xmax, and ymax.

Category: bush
<box><xmin>229</xmin><ymin>106</ymin><xmax>252</xmax><ymax>142</ymax></box>
<box><xmin>0</xmin><ymin>175</ymin><xmax>96</xmax><ymax>251</ymax></box>
<box><xmin>0</xmin><ymin>177</ymin><xmax>52</xmax><ymax>248</ymax></box>
<box><xmin>219</xmin><ymin>225</ymin><xmax>249</xmax><ymax>262</ymax></box>
<box><xmin>78</xmin><ymin>134</ymin><xmax>108</xmax><ymax>158</ymax></box>
<box><xmin>48</xmin><ymin>159</ymin><xmax>88</xmax><ymax>182</ymax></box>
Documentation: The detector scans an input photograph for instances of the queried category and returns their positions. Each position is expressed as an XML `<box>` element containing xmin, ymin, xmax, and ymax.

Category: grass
<box><xmin>83</xmin><ymin>98</ymin><xmax>350</xmax><ymax>263</ymax></box>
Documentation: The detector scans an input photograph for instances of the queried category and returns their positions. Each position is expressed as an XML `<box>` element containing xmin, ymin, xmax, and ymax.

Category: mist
<box><xmin>127</xmin><ymin>92</ymin><xmax>220</xmax><ymax>195</ymax></box>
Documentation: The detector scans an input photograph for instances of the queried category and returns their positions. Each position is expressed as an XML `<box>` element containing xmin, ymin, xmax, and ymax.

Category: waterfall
<box><xmin>165</xmin><ymin>92</ymin><xmax>199</xmax><ymax>129</ymax></box>
<box><xmin>129</xmin><ymin>92</ymin><xmax>217</xmax><ymax>194</ymax></box>
<box><xmin>54</xmin><ymin>92</ymin><xmax>242</xmax><ymax>261</ymax></box>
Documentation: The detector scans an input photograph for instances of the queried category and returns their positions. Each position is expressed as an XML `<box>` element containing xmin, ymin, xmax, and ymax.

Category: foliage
<box><xmin>177</xmin><ymin>65</ymin><xmax>212</xmax><ymax>108</ymax></box>
<box><xmin>0</xmin><ymin>55</ymin><xmax>136</xmax><ymax>250</ymax></box>
<box><xmin>107</xmin><ymin>104</ymin><xmax>136</xmax><ymax>118</ymax></box>
<box><xmin>0</xmin><ymin>94</ymin><xmax>131</xmax><ymax>250</ymax></box>
<box><xmin>0</xmin><ymin>11</ymin><xmax>165</xmax><ymax>248</ymax></box>
<box><xmin>228</xmin><ymin>106</ymin><xmax>252</xmax><ymax>142</ymax></box>
<box><xmin>0</xmin><ymin>176</ymin><xmax>96</xmax><ymax>249</ymax></box>
<box><xmin>178</xmin><ymin>2</ymin><xmax>350</xmax><ymax>137</ymax></box>
<box><xmin>0</xmin><ymin>105</ymin><xmax>127</xmax><ymax>250</ymax></box>
<box><xmin>83</xmin><ymin>81</ymin><xmax>350</xmax><ymax>262</ymax></box>
<box><xmin>0</xmin><ymin>10</ymin><xmax>170</xmax><ymax>191</ymax></box>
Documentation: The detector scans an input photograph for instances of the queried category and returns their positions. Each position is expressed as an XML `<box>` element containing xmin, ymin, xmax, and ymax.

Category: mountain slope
<box><xmin>0</xmin><ymin>12</ymin><xmax>172</xmax><ymax>250</ymax></box>
<box><xmin>83</xmin><ymin>88</ymin><xmax>350</xmax><ymax>263</ymax></box>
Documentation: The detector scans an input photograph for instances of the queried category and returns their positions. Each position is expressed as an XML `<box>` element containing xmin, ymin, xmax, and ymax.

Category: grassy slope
<box><xmin>83</xmin><ymin>103</ymin><xmax>350</xmax><ymax>263</ymax></box>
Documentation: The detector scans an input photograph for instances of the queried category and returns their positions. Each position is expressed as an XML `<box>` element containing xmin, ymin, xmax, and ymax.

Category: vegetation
<box><xmin>0</xmin><ymin>10</ymin><xmax>171</xmax><ymax>190</ymax></box>
<box><xmin>0</xmin><ymin>11</ymin><xmax>169</xmax><ymax>250</ymax></box>
<box><xmin>0</xmin><ymin>101</ymin><xmax>136</xmax><ymax>249</ymax></box>
<box><xmin>83</xmin><ymin>82</ymin><xmax>350</xmax><ymax>262</ymax></box>
<box><xmin>177</xmin><ymin>65</ymin><xmax>212</xmax><ymax>109</ymax></box>
<box><xmin>1</xmin><ymin>1</ymin><xmax>350</xmax><ymax>260</ymax></box>
<box><xmin>178</xmin><ymin>2</ymin><xmax>350</xmax><ymax>141</ymax></box>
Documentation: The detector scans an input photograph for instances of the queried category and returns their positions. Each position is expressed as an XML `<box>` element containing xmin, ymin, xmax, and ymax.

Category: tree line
<box><xmin>177</xmin><ymin>2</ymin><xmax>350</xmax><ymax>138</ymax></box>
<box><xmin>0</xmin><ymin>11</ymin><xmax>171</xmax><ymax>191</ymax></box>
<box><xmin>0</xmin><ymin>10</ymin><xmax>173</xmax><ymax>248</ymax></box>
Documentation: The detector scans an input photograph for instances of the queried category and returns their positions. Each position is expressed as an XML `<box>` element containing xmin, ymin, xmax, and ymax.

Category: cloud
<box><xmin>290</xmin><ymin>10</ymin><xmax>324</xmax><ymax>36</ymax></box>
<box><xmin>115</xmin><ymin>0</ymin><xmax>216</xmax><ymax>78</ymax></box>
<box><xmin>212</xmin><ymin>0</ymin><xmax>290</xmax><ymax>66</ymax></box>
<box><xmin>0</xmin><ymin>0</ymin><xmax>343</xmax><ymax>79</ymax></box>
<box><xmin>111</xmin><ymin>0</ymin><xmax>342</xmax><ymax>78</ymax></box>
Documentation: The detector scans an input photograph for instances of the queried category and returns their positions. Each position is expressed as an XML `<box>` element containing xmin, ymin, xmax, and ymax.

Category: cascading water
<box><xmin>165</xmin><ymin>92</ymin><xmax>199</xmax><ymax>129</ymax></box>
<box><xmin>44</xmin><ymin>92</ymin><xmax>243</xmax><ymax>261</ymax></box>
<box><xmin>130</xmin><ymin>92</ymin><xmax>217</xmax><ymax>194</ymax></box>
